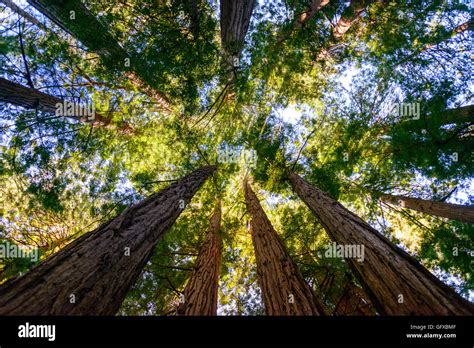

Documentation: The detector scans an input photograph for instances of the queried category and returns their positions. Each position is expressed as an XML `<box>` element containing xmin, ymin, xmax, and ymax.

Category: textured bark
<box><xmin>314</xmin><ymin>265</ymin><xmax>375</xmax><ymax>316</ymax></box>
<box><xmin>0</xmin><ymin>166</ymin><xmax>216</xmax><ymax>315</ymax></box>
<box><xmin>244</xmin><ymin>180</ymin><xmax>325</xmax><ymax>315</ymax></box>
<box><xmin>333</xmin><ymin>279</ymin><xmax>376</xmax><ymax>316</ymax></box>
<box><xmin>220</xmin><ymin>0</ymin><xmax>256</xmax><ymax>69</ymax></box>
<box><xmin>290</xmin><ymin>172</ymin><xmax>474</xmax><ymax>315</ymax></box>
<box><xmin>0</xmin><ymin>77</ymin><xmax>133</xmax><ymax>133</ymax></box>
<box><xmin>28</xmin><ymin>0</ymin><xmax>171</xmax><ymax>111</ymax></box>
<box><xmin>333</xmin><ymin>0</ymin><xmax>375</xmax><ymax>39</ymax></box>
<box><xmin>380</xmin><ymin>193</ymin><xmax>474</xmax><ymax>224</ymax></box>
<box><xmin>177</xmin><ymin>203</ymin><xmax>222</xmax><ymax>316</ymax></box>
<box><xmin>295</xmin><ymin>0</ymin><xmax>330</xmax><ymax>28</ymax></box>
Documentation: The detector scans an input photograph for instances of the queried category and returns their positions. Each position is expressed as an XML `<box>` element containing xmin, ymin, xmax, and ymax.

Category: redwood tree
<box><xmin>0</xmin><ymin>165</ymin><xmax>216</xmax><ymax>315</ymax></box>
<box><xmin>289</xmin><ymin>172</ymin><xmax>474</xmax><ymax>315</ymax></box>
<box><xmin>177</xmin><ymin>202</ymin><xmax>222</xmax><ymax>316</ymax></box>
<box><xmin>27</xmin><ymin>0</ymin><xmax>171</xmax><ymax>111</ymax></box>
<box><xmin>380</xmin><ymin>193</ymin><xmax>474</xmax><ymax>224</ymax></box>
<box><xmin>0</xmin><ymin>77</ymin><xmax>133</xmax><ymax>132</ymax></box>
<box><xmin>244</xmin><ymin>180</ymin><xmax>326</xmax><ymax>315</ymax></box>
<box><xmin>220</xmin><ymin>0</ymin><xmax>256</xmax><ymax>74</ymax></box>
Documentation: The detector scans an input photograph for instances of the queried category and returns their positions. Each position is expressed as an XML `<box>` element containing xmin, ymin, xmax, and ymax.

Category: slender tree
<box><xmin>0</xmin><ymin>0</ymin><xmax>47</xmax><ymax>30</ymax></box>
<box><xmin>220</xmin><ymin>0</ymin><xmax>256</xmax><ymax>74</ymax></box>
<box><xmin>0</xmin><ymin>77</ymin><xmax>133</xmax><ymax>133</ymax></box>
<box><xmin>289</xmin><ymin>172</ymin><xmax>474</xmax><ymax>315</ymax></box>
<box><xmin>177</xmin><ymin>202</ymin><xmax>222</xmax><ymax>316</ymax></box>
<box><xmin>27</xmin><ymin>0</ymin><xmax>171</xmax><ymax>111</ymax></box>
<box><xmin>379</xmin><ymin>193</ymin><xmax>474</xmax><ymax>224</ymax></box>
<box><xmin>0</xmin><ymin>166</ymin><xmax>216</xmax><ymax>315</ymax></box>
<box><xmin>244</xmin><ymin>180</ymin><xmax>326</xmax><ymax>315</ymax></box>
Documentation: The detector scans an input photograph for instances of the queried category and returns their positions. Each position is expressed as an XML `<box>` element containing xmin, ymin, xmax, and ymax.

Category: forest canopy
<box><xmin>0</xmin><ymin>0</ymin><xmax>472</xmax><ymax>316</ymax></box>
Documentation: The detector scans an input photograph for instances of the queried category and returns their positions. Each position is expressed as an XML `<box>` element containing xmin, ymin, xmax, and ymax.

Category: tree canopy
<box><xmin>0</xmin><ymin>0</ymin><xmax>472</xmax><ymax>315</ymax></box>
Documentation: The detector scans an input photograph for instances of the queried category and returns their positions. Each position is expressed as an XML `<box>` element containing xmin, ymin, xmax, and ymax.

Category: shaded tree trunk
<box><xmin>177</xmin><ymin>202</ymin><xmax>222</xmax><ymax>316</ymax></box>
<box><xmin>0</xmin><ymin>0</ymin><xmax>46</xmax><ymax>30</ymax></box>
<box><xmin>0</xmin><ymin>166</ymin><xmax>216</xmax><ymax>315</ymax></box>
<box><xmin>220</xmin><ymin>0</ymin><xmax>256</xmax><ymax>73</ymax></box>
<box><xmin>0</xmin><ymin>77</ymin><xmax>133</xmax><ymax>133</ymax></box>
<box><xmin>28</xmin><ymin>0</ymin><xmax>171</xmax><ymax>111</ymax></box>
<box><xmin>380</xmin><ymin>193</ymin><xmax>474</xmax><ymax>224</ymax></box>
<box><xmin>424</xmin><ymin>105</ymin><xmax>473</xmax><ymax>126</ymax></box>
<box><xmin>289</xmin><ymin>172</ymin><xmax>474</xmax><ymax>315</ymax></box>
<box><xmin>244</xmin><ymin>180</ymin><xmax>325</xmax><ymax>315</ymax></box>
<box><xmin>333</xmin><ymin>277</ymin><xmax>376</xmax><ymax>316</ymax></box>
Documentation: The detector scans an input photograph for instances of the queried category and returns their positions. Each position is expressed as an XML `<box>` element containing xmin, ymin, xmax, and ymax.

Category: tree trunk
<box><xmin>333</xmin><ymin>0</ymin><xmax>375</xmax><ymax>38</ymax></box>
<box><xmin>0</xmin><ymin>77</ymin><xmax>133</xmax><ymax>133</ymax></box>
<box><xmin>0</xmin><ymin>0</ymin><xmax>47</xmax><ymax>30</ymax></box>
<box><xmin>0</xmin><ymin>166</ymin><xmax>216</xmax><ymax>315</ymax></box>
<box><xmin>220</xmin><ymin>0</ymin><xmax>256</xmax><ymax>72</ymax></box>
<box><xmin>27</xmin><ymin>0</ymin><xmax>171</xmax><ymax>111</ymax></box>
<box><xmin>244</xmin><ymin>180</ymin><xmax>325</xmax><ymax>315</ymax></box>
<box><xmin>333</xmin><ymin>278</ymin><xmax>376</xmax><ymax>316</ymax></box>
<box><xmin>289</xmin><ymin>172</ymin><xmax>474</xmax><ymax>315</ymax></box>
<box><xmin>423</xmin><ymin>105</ymin><xmax>473</xmax><ymax>126</ymax></box>
<box><xmin>177</xmin><ymin>202</ymin><xmax>222</xmax><ymax>316</ymax></box>
<box><xmin>380</xmin><ymin>193</ymin><xmax>474</xmax><ymax>224</ymax></box>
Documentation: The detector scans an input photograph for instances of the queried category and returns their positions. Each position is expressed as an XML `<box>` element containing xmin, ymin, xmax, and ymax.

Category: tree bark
<box><xmin>177</xmin><ymin>202</ymin><xmax>222</xmax><ymax>316</ymax></box>
<box><xmin>0</xmin><ymin>165</ymin><xmax>216</xmax><ymax>315</ymax></box>
<box><xmin>380</xmin><ymin>193</ymin><xmax>474</xmax><ymax>224</ymax></box>
<box><xmin>27</xmin><ymin>0</ymin><xmax>171</xmax><ymax>111</ymax></box>
<box><xmin>220</xmin><ymin>0</ymin><xmax>256</xmax><ymax>71</ymax></box>
<box><xmin>333</xmin><ymin>0</ymin><xmax>375</xmax><ymax>39</ymax></box>
<box><xmin>244</xmin><ymin>180</ymin><xmax>325</xmax><ymax>315</ymax></box>
<box><xmin>289</xmin><ymin>172</ymin><xmax>474</xmax><ymax>315</ymax></box>
<box><xmin>333</xmin><ymin>278</ymin><xmax>376</xmax><ymax>316</ymax></box>
<box><xmin>0</xmin><ymin>77</ymin><xmax>133</xmax><ymax>133</ymax></box>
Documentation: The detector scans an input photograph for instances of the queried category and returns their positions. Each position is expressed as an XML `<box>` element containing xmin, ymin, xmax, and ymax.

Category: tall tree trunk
<box><xmin>0</xmin><ymin>77</ymin><xmax>133</xmax><ymax>133</ymax></box>
<box><xmin>220</xmin><ymin>0</ymin><xmax>256</xmax><ymax>74</ymax></box>
<box><xmin>0</xmin><ymin>166</ymin><xmax>216</xmax><ymax>315</ymax></box>
<box><xmin>380</xmin><ymin>193</ymin><xmax>474</xmax><ymax>224</ymax></box>
<box><xmin>289</xmin><ymin>172</ymin><xmax>474</xmax><ymax>315</ymax></box>
<box><xmin>244</xmin><ymin>180</ymin><xmax>325</xmax><ymax>315</ymax></box>
<box><xmin>27</xmin><ymin>0</ymin><xmax>171</xmax><ymax>111</ymax></box>
<box><xmin>177</xmin><ymin>202</ymin><xmax>222</xmax><ymax>316</ymax></box>
<box><xmin>333</xmin><ymin>278</ymin><xmax>376</xmax><ymax>316</ymax></box>
<box><xmin>333</xmin><ymin>0</ymin><xmax>374</xmax><ymax>39</ymax></box>
<box><xmin>422</xmin><ymin>105</ymin><xmax>474</xmax><ymax>126</ymax></box>
<box><xmin>0</xmin><ymin>0</ymin><xmax>46</xmax><ymax>30</ymax></box>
